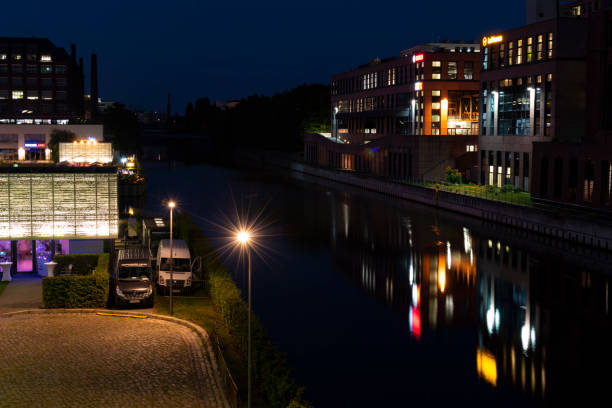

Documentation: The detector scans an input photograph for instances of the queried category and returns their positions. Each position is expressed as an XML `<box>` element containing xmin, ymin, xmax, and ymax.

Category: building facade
<box><xmin>0</xmin><ymin>38</ymin><xmax>85</xmax><ymax>121</ymax></box>
<box><xmin>306</xmin><ymin>41</ymin><xmax>481</xmax><ymax>181</ymax></box>
<box><xmin>0</xmin><ymin>124</ymin><xmax>104</xmax><ymax>162</ymax></box>
<box><xmin>478</xmin><ymin>17</ymin><xmax>588</xmax><ymax>191</ymax></box>
<box><xmin>531</xmin><ymin>3</ymin><xmax>612</xmax><ymax>210</ymax></box>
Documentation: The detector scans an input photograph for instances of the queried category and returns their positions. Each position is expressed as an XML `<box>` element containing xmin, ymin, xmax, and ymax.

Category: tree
<box><xmin>101</xmin><ymin>103</ymin><xmax>142</xmax><ymax>156</ymax></box>
<box><xmin>49</xmin><ymin>129</ymin><xmax>77</xmax><ymax>163</ymax></box>
<box><xmin>444</xmin><ymin>166</ymin><xmax>463</xmax><ymax>184</ymax></box>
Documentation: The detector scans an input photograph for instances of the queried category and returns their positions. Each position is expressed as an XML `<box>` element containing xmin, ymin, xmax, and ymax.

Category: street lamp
<box><xmin>168</xmin><ymin>200</ymin><xmax>176</xmax><ymax>315</ymax></box>
<box><xmin>236</xmin><ymin>229</ymin><xmax>253</xmax><ymax>408</ymax></box>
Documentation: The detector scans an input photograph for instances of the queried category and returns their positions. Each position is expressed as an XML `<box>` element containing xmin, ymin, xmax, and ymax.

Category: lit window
<box><xmin>448</xmin><ymin>62</ymin><xmax>457</xmax><ymax>79</ymax></box>
<box><xmin>12</xmin><ymin>90</ymin><xmax>24</xmax><ymax>100</ymax></box>
<box><xmin>40</xmin><ymin>55</ymin><xmax>52</xmax><ymax>62</ymax></box>
<box><xmin>13</xmin><ymin>54</ymin><xmax>22</xmax><ymax>61</ymax></box>
<box><xmin>432</xmin><ymin>61</ymin><xmax>441</xmax><ymax>67</ymax></box>
<box><xmin>432</xmin><ymin>90</ymin><xmax>441</xmax><ymax>96</ymax></box>
<box><xmin>547</xmin><ymin>33</ymin><xmax>553</xmax><ymax>59</ymax></box>
<box><xmin>431</xmin><ymin>115</ymin><xmax>441</xmax><ymax>122</ymax></box>
<box><xmin>431</xmin><ymin>102</ymin><xmax>441</xmax><ymax>109</ymax></box>
<box><xmin>432</xmin><ymin>73</ymin><xmax>441</xmax><ymax>80</ymax></box>
<box><xmin>0</xmin><ymin>54</ymin><xmax>6</xmax><ymax>60</ymax></box>
<box><xmin>26</xmin><ymin>90</ymin><xmax>38</xmax><ymax>100</ymax></box>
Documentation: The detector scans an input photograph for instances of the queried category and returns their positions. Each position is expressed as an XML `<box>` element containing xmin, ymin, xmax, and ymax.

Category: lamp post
<box><xmin>236</xmin><ymin>230</ymin><xmax>252</xmax><ymax>408</ymax></box>
<box><xmin>168</xmin><ymin>201</ymin><xmax>176</xmax><ymax>316</ymax></box>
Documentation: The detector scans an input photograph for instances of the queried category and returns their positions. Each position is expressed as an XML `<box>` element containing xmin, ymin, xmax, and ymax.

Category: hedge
<box><xmin>42</xmin><ymin>253</ymin><xmax>110</xmax><ymax>308</ymax></box>
<box><xmin>177</xmin><ymin>213</ymin><xmax>310</xmax><ymax>408</ymax></box>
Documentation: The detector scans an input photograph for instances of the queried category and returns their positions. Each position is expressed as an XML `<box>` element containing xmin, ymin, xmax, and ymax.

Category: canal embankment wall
<box><xmin>240</xmin><ymin>151</ymin><xmax>612</xmax><ymax>252</ymax></box>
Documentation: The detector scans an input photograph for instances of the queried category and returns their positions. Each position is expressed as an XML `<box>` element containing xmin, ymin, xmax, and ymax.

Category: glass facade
<box><xmin>0</xmin><ymin>170</ymin><xmax>118</xmax><ymax>240</ymax></box>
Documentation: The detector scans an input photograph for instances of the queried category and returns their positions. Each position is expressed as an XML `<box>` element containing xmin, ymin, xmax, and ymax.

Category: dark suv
<box><xmin>113</xmin><ymin>248</ymin><xmax>153</xmax><ymax>308</ymax></box>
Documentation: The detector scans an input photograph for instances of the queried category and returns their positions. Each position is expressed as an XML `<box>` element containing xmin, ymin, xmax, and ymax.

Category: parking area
<box><xmin>0</xmin><ymin>313</ymin><xmax>227</xmax><ymax>408</ymax></box>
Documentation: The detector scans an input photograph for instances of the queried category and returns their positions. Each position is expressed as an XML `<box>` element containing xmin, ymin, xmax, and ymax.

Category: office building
<box><xmin>305</xmin><ymin>41</ymin><xmax>481</xmax><ymax>181</ymax></box>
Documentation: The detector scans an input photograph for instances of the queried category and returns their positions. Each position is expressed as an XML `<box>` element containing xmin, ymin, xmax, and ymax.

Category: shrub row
<box><xmin>177</xmin><ymin>213</ymin><xmax>309</xmax><ymax>408</ymax></box>
<box><xmin>53</xmin><ymin>254</ymin><xmax>100</xmax><ymax>275</ymax></box>
<box><xmin>42</xmin><ymin>253</ymin><xmax>110</xmax><ymax>308</ymax></box>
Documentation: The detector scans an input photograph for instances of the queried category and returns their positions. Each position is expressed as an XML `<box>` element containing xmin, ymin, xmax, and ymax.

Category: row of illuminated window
<box><xmin>0</xmin><ymin>77</ymin><xmax>66</xmax><ymax>87</ymax></box>
<box><xmin>0</xmin><ymin>54</ymin><xmax>52</xmax><ymax>62</ymax></box>
<box><xmin>431</xmin><ymin>60</ymin><xmax>474</xmax><ymax>80</ymax></box>
<box><xmin>0</xmin><ymin>64</ymin><xmax>65</xmax><ymax>74</ymax></box>
<box><xmin>362</xmin><ymin>72</ymin><xmax>378</xmax><ymax>90</ymax></box>
<box><xmin>0</xmin><ymin>90</ymin><xmax>66</xmax><ymax>100</ymax></box>
<box><xmin>482</xmin><ymin>33</ymin><xmax>553</xmax><ymax>70</ymax></box>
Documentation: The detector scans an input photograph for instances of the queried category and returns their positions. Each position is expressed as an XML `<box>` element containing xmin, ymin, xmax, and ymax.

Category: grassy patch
<box><xmin>0</xmin><ymin>282</ymin><xmax>8</xmax><ymax>297</ymax></box>
<box><xmin>425</xmin><ymin>182</ymin><xmax>533</xmax><ymax>206</ymax></box>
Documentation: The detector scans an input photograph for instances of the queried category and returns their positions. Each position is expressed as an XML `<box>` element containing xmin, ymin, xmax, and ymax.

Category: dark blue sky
<box><xmin>5</xmin><ymin>0</ymin><xmax>523</xmax><ymax>113</ymax></box>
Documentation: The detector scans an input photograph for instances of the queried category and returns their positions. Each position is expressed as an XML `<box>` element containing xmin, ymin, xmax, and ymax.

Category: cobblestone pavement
<box><xmin>0</xmin><ymin>313</ymin><xmax>227</xmax><ymax>408</ymax></box>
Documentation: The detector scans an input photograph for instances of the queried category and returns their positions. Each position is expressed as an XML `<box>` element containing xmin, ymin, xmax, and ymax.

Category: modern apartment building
<box><xmin>0</xmin><ymin>37</ymin><xmax>85</xmax><ymax>122</ymax></box>
<box><xmin>531</xmin><ymin>2</ymin><xmax>612</xmax><ymax>210</ymax></box>
<box><xmin>478</xmin><ymin>16</ymin><xmax>588</xmax><ymax>191</ymax></box>
<box><xmin>305</xmin><ymin>41</ymin><xmax>481</xmax><ymax>181</ymax></box>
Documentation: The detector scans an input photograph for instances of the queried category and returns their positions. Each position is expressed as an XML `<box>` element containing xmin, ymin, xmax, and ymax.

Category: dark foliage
<box><xmin>42</xmin><ymin>254</ymin><xmax>110</xmax><ymax>308</ymax></box>
<box><xmin>180</xmin><ymin>84</ymin><xmax>330</xmax><ymax>156</ymax></box>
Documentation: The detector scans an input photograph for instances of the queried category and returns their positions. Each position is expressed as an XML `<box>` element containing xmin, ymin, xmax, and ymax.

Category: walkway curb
<box><xmin>0</xmin><ymin>308</ymin><xmax>231</xmax><ymax>408</ymax></box>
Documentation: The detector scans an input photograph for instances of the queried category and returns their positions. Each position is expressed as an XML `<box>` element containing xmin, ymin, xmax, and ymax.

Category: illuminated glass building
<box><xmin>305</xmin><ymin>41</ymin><xmax>481</xmax><ymax>181</ymax></box>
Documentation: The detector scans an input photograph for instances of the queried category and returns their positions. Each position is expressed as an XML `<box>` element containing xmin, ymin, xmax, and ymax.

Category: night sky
<box><xmin>4</xmin><ymin>0</ymin><xmax>523</xmax><ymax>113</ymax></box>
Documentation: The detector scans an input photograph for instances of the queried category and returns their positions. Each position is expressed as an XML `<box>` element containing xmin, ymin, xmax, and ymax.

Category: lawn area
<box><xmin>424</xmin><ymin>182</ymin><xmax>533</xmax><ymax>206</ymax></box>
<box><xmin>0</xmin><ymin>282</ymin><xmax>7</xmax><ymax>297</ymax></box>
<box><xmin>154</xmin><ymin>291</ymin><xmax>265</xmax><ymax>407</ymax></box>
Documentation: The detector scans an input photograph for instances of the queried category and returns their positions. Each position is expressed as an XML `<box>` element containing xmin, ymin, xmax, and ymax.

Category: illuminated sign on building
<box><xmin>412</xmin><ymin>53</ymin><xmax>424</xmax><ymax>63</ymax></box>
<box><xmin>482</xmin><ymin>35</ymin><xmax>503</xmax><ymax>47</ymax></box>
<box><xmin>24</xmin><ymin>142</ymin><xmax>45</xmax><ymax>148</ymax></box>
<box><xmin>414</xmin><ymin>82</ymin><xmax>423</xmax><ymax>91</ymax></box>
<box><xmin>0</xmin><ymin>168</ymin><xmax>118</xmax><ymax>240</ymax></box>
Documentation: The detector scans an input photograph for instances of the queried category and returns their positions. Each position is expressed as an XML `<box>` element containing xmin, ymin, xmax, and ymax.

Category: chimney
<box><xmin>91</xmin><ymin>53</ymin><xmax>99</xmax><ymax>119</ymax></box>
<box><xmin>79</xmin><ymin>57</ymin><xmax>85</xmax><ymax>116</ymax></box>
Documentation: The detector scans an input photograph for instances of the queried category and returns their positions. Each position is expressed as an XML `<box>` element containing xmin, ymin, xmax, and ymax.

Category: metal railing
<box><xmin>210</xmin><ymin>329</ymin><xmax>240</xmax><ymax>408</ymax></box>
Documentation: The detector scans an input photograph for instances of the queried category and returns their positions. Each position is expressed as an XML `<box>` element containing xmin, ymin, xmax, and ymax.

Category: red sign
<box><xmin>414</xmin><ymin>53</ymin><xmax>424</xmax><ymax>63</ymax></box>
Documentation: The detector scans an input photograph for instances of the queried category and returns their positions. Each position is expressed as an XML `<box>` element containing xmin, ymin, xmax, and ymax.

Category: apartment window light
<box><xmin>0</xmin><ymin>54</ymin><xmax>6</xmax><ymax>60</ymax></box>
<box><xmin>13</xmin><ymin>54</ymin><xmax>22</xmax><ymax>61</ymax></box>
<box><xmin>12</xmin><ymin>90</ymin><xmax>24</xmax><ymax>100</ymax></box>
<box><xmin>40</xmin><ymin>55</ymin><xmax>52</xmax><ymax>62</ymax></box>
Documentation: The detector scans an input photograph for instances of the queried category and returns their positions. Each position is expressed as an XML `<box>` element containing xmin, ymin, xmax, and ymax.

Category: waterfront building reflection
<box><xmin>325</xmin><ymin>194</ymin><xmax>611</xmax><ymax>405</ymax></box>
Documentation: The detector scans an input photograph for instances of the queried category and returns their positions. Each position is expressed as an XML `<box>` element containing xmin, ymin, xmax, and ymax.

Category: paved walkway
<box><xmin>0</xmin><ymin>273</ymin><xmax>42</xmax><ymax>313</ymax></box>
<box><xmin>0</xmin><ymin>313</ymin><xmax>228</xmax><ymax>407</ymax></box>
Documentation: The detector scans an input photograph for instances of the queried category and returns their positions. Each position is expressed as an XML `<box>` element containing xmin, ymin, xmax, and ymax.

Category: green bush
<box><xmin>500</xmin><ymin>184</ymin><xmax>515</xmax><ymax>193</ymax></box>
<box><xmin>485</xmin><ymin>185</ymin><xmax>497</xmax><ymax>194</ymax></box>
<box><xmin>177</xmin><ymin>213</ymin><xmax>307</xmax><ymax>408</ymax></box>
<box><xmin>53</xmin><ymin>254</ymin><xmax>100</xmax><ymax>275</ymax></box>
<box><xmin>42</xmin><ymin>253</ymin><xmax>110</xmax><ymax>308</ymax></box>
<box><xmin>444</xmin><ymin>166</ymin><xmax>462</xmax><ymax>184</ymax></box>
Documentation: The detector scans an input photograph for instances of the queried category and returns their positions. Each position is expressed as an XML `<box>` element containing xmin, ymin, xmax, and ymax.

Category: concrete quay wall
<box><xmin>278</xmin><ymin>159</ymin><xmax>612</xmax><ymax>252</ymax></box>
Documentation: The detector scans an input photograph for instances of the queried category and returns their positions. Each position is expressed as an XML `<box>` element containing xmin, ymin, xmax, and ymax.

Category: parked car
<box><xmin>113</xmin><ymin>248</ymin><xmax>154</xmax><ymax>307</ymax></box>
<box><xmin>156</xmin><ymin>239</ymin><xmax>192</xmax><ymax>293</ymax></box>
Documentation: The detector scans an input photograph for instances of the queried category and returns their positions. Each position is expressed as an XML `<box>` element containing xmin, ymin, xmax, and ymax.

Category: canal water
<box><xmin>143</xmin><ymin>161</ymin><xmax>612</xmax><ymax>407</ymax></box>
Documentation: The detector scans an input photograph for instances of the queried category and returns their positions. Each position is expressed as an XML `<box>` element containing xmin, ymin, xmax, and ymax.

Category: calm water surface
<box><xmin>143</xmin><ymin>162</ymin><xmax>612</xmax><ymax>407</ymax></box>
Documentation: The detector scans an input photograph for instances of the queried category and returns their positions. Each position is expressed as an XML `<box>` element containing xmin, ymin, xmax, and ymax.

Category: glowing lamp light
<box><xmin>441</xmin><ymin>98</ymin><xmax>448</xmax><ymax>111</ymax></box>
<box><xmin>120</xmin><ymin>157</ymin><xmax>127</xmax><ymax>164</ymax></box>
<box><xmin>237</xmin><ymin>230</ymin><xmax>250</xmax><ymax>244</ymax></box>
<box><xmin>168</xmin><ymin>201</ymin><xmax>176</xmax><ymax>209</ymax></box>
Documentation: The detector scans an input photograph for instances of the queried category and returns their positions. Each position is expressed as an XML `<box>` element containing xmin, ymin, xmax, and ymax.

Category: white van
<box><xmin>156</xmin><ymin>239</ymin><xmax>192</xmax><ymax>292</ymax></box>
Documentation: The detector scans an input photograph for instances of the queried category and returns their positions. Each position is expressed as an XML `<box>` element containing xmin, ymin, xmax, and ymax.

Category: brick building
<box><xmin>305</xmin><ymin>41</ymin><xmax>481</xmax><ymax>181</ymax></box>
